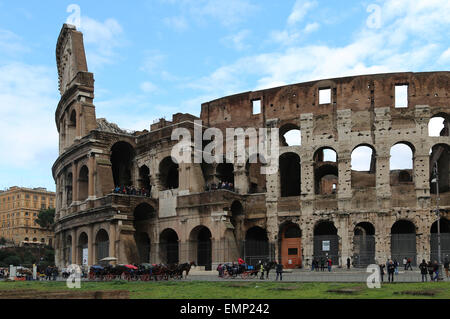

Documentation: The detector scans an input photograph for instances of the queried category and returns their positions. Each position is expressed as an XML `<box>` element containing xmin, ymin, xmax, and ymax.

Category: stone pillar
<box><xmin>72</xmin><ymin>162</ymin><xmax>78</xmax><ymax>203</ymax></box>
<box><xmin>337</xmin><ymin>215</ymin><xmax>350</xmax><ymax>267</ymax></box>
<box><xmin>376</xmin><ymin>152</ymin><xmax>391</xmax><ymax>209</ymax></box>
<box><xmin>337</xmin><ymin>154</ymin><xmax>352</xmax><ymax>210</ymax></box>
<box><xmin>88</xmin><ymin>226</ymin><xmax>94</xmax><ymax>266</ymax></box>
<box><xmin>71</xmin><ymin>229</ymin><xmax>77</xmax><ymax>265</ymax></box>
<box><xmin>88</xmin><ymin>154</ymin><xmax>95</xmax><ymax>199</ymax></box>
<box><xmin>76</xmin><ymin>107</ymin><xmax>81</xmax><ymax>139</ymax></box>
<box><xmin>414</xmin><ymin>152</ymin><xmax>431</xmax><ymax>208</ymax></box>
<box><xmin>109</xmin><ymin>222</ymin><xmax>116</xmax><ymax>262</ymax></box>
<box><xmin>151</xmin><ymin>174</ymin><xmax>161</xmax><ymax>198</ymax></box>
<box><xmin>234</xmin><ymin>164</ymin><xmax>248</xmax><ymax>195</ymax></box>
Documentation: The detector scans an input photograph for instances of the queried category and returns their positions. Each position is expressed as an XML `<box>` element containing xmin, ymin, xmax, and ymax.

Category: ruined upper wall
<box><xmin>200</xmin><ymin>72</ymin><xmax>450</xmax><ymax>129</ymax></box>
<box><xmin>56</xmin><ymin>24</ymin><xmax>89</xmax><ymax>96</ymax></box>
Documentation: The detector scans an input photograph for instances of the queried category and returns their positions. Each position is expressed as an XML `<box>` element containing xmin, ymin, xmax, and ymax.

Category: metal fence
<box><xmin>313</xmin><ymin>235</ymin><xmax>340</xmax><ymax>265</ymax></box>
<box><xmin>391</xmin><ymin>234</ymin><xmax>417</xmax><ymax>266</ymax></box>
<box><xmin>430</xmin><ymin>233</ymin><xmax>450</xmax><ymax>263</ymax></box>
<box><xmin>353</xmin><ymin>235</ymin><xmax>376</xmax><ymax>267</ymax></box>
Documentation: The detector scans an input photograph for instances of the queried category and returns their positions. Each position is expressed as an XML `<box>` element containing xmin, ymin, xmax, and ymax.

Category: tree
<box><xmin>0</xmin><ymin>237</ymin><xmax>6</xmax><ymax>245</ymax></box>
<box><xmin>36</xmin><ymin>208</ymin><xmax>55</xmax><ymax>230</ymax></box>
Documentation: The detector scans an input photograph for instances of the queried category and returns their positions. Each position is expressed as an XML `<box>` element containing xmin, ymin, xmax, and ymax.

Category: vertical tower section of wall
<box><xmin>55</xmin><ymin>24</ymin><xmax>97</xmax><ymax>154</ymax></box>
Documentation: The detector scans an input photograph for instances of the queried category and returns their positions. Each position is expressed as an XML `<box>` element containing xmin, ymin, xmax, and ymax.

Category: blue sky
<box><xmin>0</xmin><ymin>0</ymin><xmax>449</xmax><ymax>192</ymax></box>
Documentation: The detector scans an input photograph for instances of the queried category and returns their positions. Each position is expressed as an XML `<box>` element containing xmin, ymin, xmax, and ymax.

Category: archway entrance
<box><xmin>136</xmin><ymin>232</ymin><xmax>150</xmax><ymax>263</ymax></box>
<box><xmin>160</xmin><ymin>229</ymin><xmax>179</xmax><ymax>264</ymax></box>
<box><xmin>111</xmin><ymin>142</ymin><xmax>135</xmax><ymax>187</ymax></box>
<box><xmin>391</xmin><ymin>220</ymin><xmax>417</xmax><ymax>265</ymax></box>
<box><xmin>95</xmin><ymin>229</ymin><xmax>109</xmax><ymax>263</ymax></box>
<box><xmin>313</xmin><ymin>221</ymin><xmax>339</xmax><ymax>265</ymax></box>
<box><xmin>280</xmin><ymin>223</ymin><xmax>302</xmax><ymax>269</ymax></box>
<box><xmin>78</xmin><ymin>233</ymin><xmax>88</xmax><ymax>266</ymax></box>
<box><xmin>353</xmin><ymin>222</ymin><xmax>375</xmax><ymax>267</ymax></box>
<box><xmin>245</xmin><ymin>227</ymin><xmax>271</xmax><ymax>266</ymax></box>
<box><xmin>190</xmin><ymin>226</ymin><xmax>212</xmax><ymax>270</ymax></box>
<box><xmin>431</xmin><ymin>218</ymin><xmax>450</xmax><ymax>263</ymax></box>
<box><xmin>133</xmin><ymin>203</ymin><xmax>155</xmax><ymax>263</ymax></box>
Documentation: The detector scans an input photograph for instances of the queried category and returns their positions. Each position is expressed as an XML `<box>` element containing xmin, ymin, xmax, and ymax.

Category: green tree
<box><xmin>36</xmin><ymin>208</ymin><xmax>55</xmax><ymax>230</ymax></box>
<box><xmin>0</xmin><ymin>237</ymin><xmax>6</xmax><ymax>245</ymax></box>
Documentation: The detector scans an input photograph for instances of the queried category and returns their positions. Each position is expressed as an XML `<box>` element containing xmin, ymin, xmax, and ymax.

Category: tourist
<box><xmin>432</xmin><ymin>260</ymin><xmax>439</xmax><ymax>282</ymax></box>
<box><xmin>217</xmin><ymin>264</ymin><xmax>223</xmax><ymax>277</ymax></box>
<box><xmin>379</xmin><ymin>263</ymin><xmax>385</xmax><ymax>283</ymax></box>
<box><xmin>406</xmin><ymin>257</ymin><xmax>413</xmax><ymax>270</ymax></box>
<box><xmin>276</xmin><ymin>262</ymin><xmax>283</xmax><ymax>281</ymax></box>
<box><xmin>403</xmin><ymin>257</ymin><xmax>407</xmax><ymax>270</ymax></box>
<box><xmin>427</xmin><ymin>261</ymin><xmax>434</xmax><ymax>281</ymax></box>
<box><xmin>347</xmin><ymin>257</ymin><xmax>351</xmax><ymax>270</ymax></box>
<box><xmin>419</xmin><ymin>259</ymin><xmax>428</xmax><ymax>282</ymax></box>
<box><xmin>387</xmin><ymin>260</ymin><xmax>395</xmax><ymax>283</ymax></box>
<box><xmin>320</xmin><ymin>258</ymin><xmax>325</xmax><ymax>271</ymax></box>
<box><xmin>327</xmin><ymin>258</ymin><xmax>332</xmax><ymax>272</ymax></box>
<box><xmin>444</xmin><ymin>258</ymin><xmax>449</xmax><ymax>279</ymax></box>
<box><xmin>259</xmin><ymin>261</ymin><xmax>265</xmax><ymax>280</ymax></box>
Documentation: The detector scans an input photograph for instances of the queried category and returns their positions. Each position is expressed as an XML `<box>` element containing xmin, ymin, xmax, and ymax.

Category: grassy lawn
<box><xmin>0</xmin><ymin>281</ymin><xmax>449</xmax><ymax>299</ymax></box>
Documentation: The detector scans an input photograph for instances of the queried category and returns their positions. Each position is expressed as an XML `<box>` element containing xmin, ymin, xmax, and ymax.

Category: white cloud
<box><xmin>438</xmin><ymin>48</ymin><xmax>450</xmax><ymax>64</ymax></box>
<box><xmin>222</xmin><ymin>30</ymin><xmax>251</xmax><ymax>51</ymax></box>
<box><xmin>304</xmin><ymin>22</ymin><xmax>320</xmax><ymax>34</ymax></box>
<box><xmin>287</xmin><ymin>0</ymin><xmax>317</xmax><ymax>26</ymax></box>
<box><xmin>0</xmin><ymin>29</ymin><xmax>29</xmax><ymax>56</ymax></box>
<box><xmin>140</xmin><ymin>81</ymin><xmax>158</xmax><ymax>93</ymax></box>
<box><xmin>79</xmin><ymin>16</ymin><xmax>125</xmax><ymax>68</ymax></box>
<box><xmin>140</xmin><ymin>51</ymin><xmax>166</xmax><ymax>74</ymax></box>
<box><xmin>164</xmin><ymin>16</ymin><xmax>189</xmax><ymax>32</ymax></box>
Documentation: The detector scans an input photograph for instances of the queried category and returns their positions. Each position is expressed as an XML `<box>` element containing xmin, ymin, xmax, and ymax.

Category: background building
<box><xmin>0</xmin><ymin>186</ymin><xmax>55</xmax><ymax>247</ymax></box>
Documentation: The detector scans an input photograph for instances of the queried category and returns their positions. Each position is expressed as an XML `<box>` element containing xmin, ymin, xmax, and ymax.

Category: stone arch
<box><xmin>159</xmin><ymin>156</ymin><xmax>179</xmax><ymax>190</ymax></box>
<box><xmin>95</xmin><ymin>229</ymin><xmax>109</xmax><ymax>263</ymax></box>
<box><xmin>159</xmin><ymin>228</ymin><xmax>179</xmax><ymax>264</ymax></box>
<box><xmin>135</xmin><ymin>232</ymin><xmax>150</xmax><ymax>263</ymax></box>
<box><xmin>390</xmin><ymin>142</ymin><xmax>415</xmax><ymax>186</ymax></box>
<box><xmin>279</xmin><ymin>123</ymin><xmax>301</xmax><ymax>147</ymax></box>
<box><xmin>189</xmin><ymin>226</ymin><xmax>212</xmax><ymax>270</ymax></box>
<box><xmin>313</xmin><ymin>220</ymin><xmax>339</xmax><ymax>265</ymax></box>
<box><xmin>245</xmin><ymin>226</ymin><xmax>270</xmax><ymax>266</ymax></box>
<box><xmin>428</xmin><ymin>112</ymin><xmax>449</xmax><ymax>137</ymax></box>
<box><xmin>353</xmin><ymin>222</ymin><xmax>376</xmax><ymax>267</ymax></box>
<box><xmin>430</xmin><ymin>143</ymin><xmax>450</xmax><ymax>195</ymax></box>
<box><xmin>351</xmin><ymin>144</ymin><xmax>376</xmax><ymax>188</ymax></box>
<box><xmin>314</xmin><ymin>147</ymin><xmax>338</xmax><ymax>195</ymax></box>
<box><xmin>430</xmin><ymin>217</ymin><xmax>450</xmax><ymax>263</ymax></box>
<box><xmin>111</xmin><ymin>141</ymin><xmax>135</xmax><ymax>187</ymax></box>
<box><xmin>279</xmin><ymin>222</ymin><xmax>302</xmax><ymax>269</ymax></box>
<box><xmin>279</xmin><ymin>152</ymin><xmax>301</xmax><ymax>197</ymax></box>
<box><xmin>246</xmin><ymin>153</ymin><xmax>266</xmax><ymax>194</ymax></box>
<box><xmin>391</xmin><ymin>219</ymin><xmax>417</xmax><ymax>265</ymax></box>
<box><xmin>77</xmin><ymin>232</ymin><xmax>88</xmax><ymax>266</ymax></box>
<box><xmin>78</xmin><ymin>165</ymin><xmax>89</xmax><ymax>201</ymax></box>
<box><xmin>216</xmin><ymin>162</ymin><xmax>234</xmax><ymax>185</ymax></box>
<box><xmin>138</xmin><ymin>165</ymin><xmax>151</xmax><ymax>194</ymax></box>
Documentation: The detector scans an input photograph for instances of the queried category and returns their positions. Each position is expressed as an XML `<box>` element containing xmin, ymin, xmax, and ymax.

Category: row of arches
<box><xmin>279</xmin><ymin>113</ymin><xmax>450</xmax><ymax>147</ymax></box>
<box><xmin>63</xmin><ymin>229</ymin><xmax>110</xmax><ymax>266</ymax></box>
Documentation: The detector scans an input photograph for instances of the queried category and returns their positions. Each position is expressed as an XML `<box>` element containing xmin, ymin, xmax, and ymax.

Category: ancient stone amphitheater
<box><xmin>53</xmin><ymin>24</ymin><xmax>449</xmax><ymax>270</ymax></box>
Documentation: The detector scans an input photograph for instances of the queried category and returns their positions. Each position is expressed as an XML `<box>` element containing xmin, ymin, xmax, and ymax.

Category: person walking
<box><xmin>276</xmin><ymin>262</ymin><xmax>283</xmax><ymax>281</ymax></box>
<box><xmin>432</xmin><ymin>260</ymin><xmax>440</xmax><ymax>282</ymax></box>
<box><xmin>387</xmin><ymin>260</ymin><xmax>395</xmax><ymax>283</ymax></box>
<box><xmin>419</xmin><ymin>259</ymin><xmax>428</xmax><ymax>282</ymax></box>
<box><xmin>320</xmin><ymin>258</ymin><xmax>325</xmax><ymax>272</ymax></box>
<box><xmin>406</xmin><ymin>258</ymin><xmax>413</xmax><ymax>271</ymax></box>
<box><xmin>394</xmin><ymin>260</ymin><xmax>399</xmax><ymax>275</ymax></box>
<box><xmin>444</xmin><ymin>258</ymin><xmax>449</xmax><ymax>279</ymax></box>
<box><xmin>259</xmin><ymin>261</ymin><xmax>265</xmax><ymax>280</ymax></box>
<box><xmin>427</xmin><ymin>261</ymin><xmax>434</xmax><ymax>282</ymax></box>
<box><xmin>327</xmin><ymin>258</ymin><xmax>332</xmax><ymax>272</ymax></box>
<box><xmin>347</xmin><ymin>257</ymin><xmax>351</xmax><ymax>270</ymax></box>
<box><xmin>403</xmin><ymin>257</ymin><xmax>407</xmax><ymax>270</ymax></box>
<box><xmin>379</xmin><ymin>263</ymin><xmax>385</xmax><ymax>283</ymax></box>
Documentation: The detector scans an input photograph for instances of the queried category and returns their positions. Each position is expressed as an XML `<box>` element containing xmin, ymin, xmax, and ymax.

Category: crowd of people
<box><xmin>311</xmin><ymin>257</ymin><xmax>333</xmax><ymax>272</ymax></box>
<box><xmin>205</xmin><ymin>181</ymin><xmax>235</xmax><ymax>192</ymax></box>
<box><xmin>216</xmin><ymin>259</ymin><xmax>284</xmax><ymax>280</ymax></box>
<box><xmin>113</xmin><ymin>185</ymin><xmax>151</xmax><ymax>197</ymax></box>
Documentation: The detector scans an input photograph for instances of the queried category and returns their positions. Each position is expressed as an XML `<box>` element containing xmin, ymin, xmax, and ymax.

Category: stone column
<box><xmin>109</xmin><ymin>222</ymin><xmax>116</xmax><ymax>262</ymax></box>
<box><xmin>88</xmin><ymin>226</ymin><xmax>94</xmax><ymax>266</ymax></box>
<box><xmin>71</xmin><ymin>229</ymin><xmax>77</xmax><ymax>265</ymax></box>
<box><xmin>414</xmin><ymin>152</ymin><xmax>431</xmax><ymax>208</ymax></box>
<box><xmin>72</xmin><ymin>162</ymin><xmax>78</xmax><ymax>203</ymax></box>
<box><xmin>376</xmin><ymin>152</ymin><xmax>391</xmax><ymax>209</ymax></box>
<box><xmin>234</xmin><ymin>164</ymin><xmax>248</xmax><ymax>195</ymax></box>
<box><xmin>337</xmin><ymin>154</ymin><xmax>352</xmax><ymax>211</ymax></box>
<box><xmin>88</xmin><ymin>154</ymin><xmax>95</xmax><ymax>199</ymax></box>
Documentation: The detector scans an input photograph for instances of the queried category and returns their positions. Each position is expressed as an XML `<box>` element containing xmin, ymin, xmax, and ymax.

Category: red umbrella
<box><xmin>238</xmin><ymin>258</ymin><xmax>245</xmax><ymax>265</ymax></box>
<box><xmin>125</xmin><ymin>264</ymin><xmax>138</xmax><ymax>270</ymax></box>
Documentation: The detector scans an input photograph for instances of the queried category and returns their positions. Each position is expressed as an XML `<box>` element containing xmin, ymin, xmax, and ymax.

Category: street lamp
<box><xmin>431</xmin><ymin>162</ymin><xmax>443</xmax><ymax>281</ymax></box>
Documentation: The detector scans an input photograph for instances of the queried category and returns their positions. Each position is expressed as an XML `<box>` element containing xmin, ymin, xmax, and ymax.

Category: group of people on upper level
<box><xmin>205</xmin><ymin>181</ymin><xmax>235</xmax><ymax>192</ymax></box>
<box><xmin>113</xmin><ymin>185</ymin><xmax>151</xmax><ymax>197</ymax></box>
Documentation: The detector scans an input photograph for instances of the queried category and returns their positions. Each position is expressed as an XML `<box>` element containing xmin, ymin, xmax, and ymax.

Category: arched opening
<box><xmin>313</xmin><ymin>221</ymin><xmax>339</xmax><ymax>265</ymax></box>
<box><xmin>78</xmin><ymin>166</ymin><xmax>89</xmax><ymax>201</ymax></box>
<box><xmin>280</xmin><ymin>152</ymin><xmax>301</xmax><ymax>197</ymax></box>
<box><xmin>314</xmin><ymin>147</ymin><xmax>338</xmax><ymax>195</ymax></box>
<box><xmin>353</xmin><ymin>222</ymin><xmax>375</xmax><ymax>267</ymax></box>
<box><xmin>216</xmin><ymin>163</ymin><xmax>234</xmax><ymax>185</ymax></box>
<box><xmin>246</xmin><ymin>154</ymin><xmax>266</xmax><ymax>194</ymax></box>
<box><xmin>390</xmin><ymin>143</ymin><xmax>414</xmax><ymax>186</ymax></box>
<box><xmin>65</xmin><ymin>236</ymin><xmax>72</xmax><ymax>265</ymax></box>
<box><xmin>67</xmin><ymin>110</ymin><xmax>76</xmax><ymax>143</ymax></box>
<box><xmin>428</xmin><ymin>113</ymin><xmax>449</xmax><ymax>137</ymax></box>
<box><xmin>190</xmin><ymin>226</ymin><xmax>212</xmax><ymax>270</ymax></box>
<box><xmin>111</xmin><ymin>142</ymin><xmax>135</xmax><ymax>188</ymax></box>
<box><xmin>391</xmin><ymin>220</ymin><xmax>417</xmax><ymax>266</ymax></box>
<box><xmin>430</xmin><ymin>144</ymin><xmax>450</xmax><ymax>194</ymax></box>
<box><xmin>351</xmin><ymin>145</ymin><xmax>376</xmax><ymax>188</ymax></box>
<box><xmin>279</xmin><ymin>123</ymin><xmax>301</xmax><ymax>147</ymax></box>
<box><xmin>138</xmin><ymin>165</ymin><xmax>151</xmax><ymax>194</ymax></box>
<box><xmin>95</xmin><ymin>229</ymin><xmax>109</xmax><ymax>263</ymax></box>
<box><xmin>133</xmin><ymin>203</ymin><xmax>155</xmax><ymax>262</ymax></box>
<box><xmin>78</xmin><ymin>232</ymin><xmax>88</xmax><ymax>266</ymax></box>
<box><xmin>280</xmin><ymin>223</ymin><xmax>302</xmax><ymax>269</ymax></box>
<box><xmin>245</xmin><ymin>227</ymin><xmax>270</xmax><ymax>266</ymax></box>
<box><xmin>430</xmin><ymin>218</ymin><xmax>450</xmax><ymax>263</ymax></box>
<box><xmin>159</xmin><ymin>229</ymin><xmax>179</xmax><ymax>264</ymax></box>
<box><xmin>66</xmin><ymin>172</ymin><xmax>73</xmax><ymax>205</ymax></box>
<box><xmin>159</xmin><ymin>157</ymin><xmax>179</xmax><ymax>190</ymax></box>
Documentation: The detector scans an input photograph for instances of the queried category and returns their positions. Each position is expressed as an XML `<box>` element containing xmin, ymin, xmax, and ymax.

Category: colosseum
<box><xmin>53</xmin><ymin>24</ymin><xmax>450</xmax><ymax>270</ymax></box>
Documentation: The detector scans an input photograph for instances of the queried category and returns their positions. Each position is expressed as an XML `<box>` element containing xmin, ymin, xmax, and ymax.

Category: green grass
<box><xmin>0</xmin><ymin>281</ymin><xmax>449</xmax><ymax>299</ymax></box>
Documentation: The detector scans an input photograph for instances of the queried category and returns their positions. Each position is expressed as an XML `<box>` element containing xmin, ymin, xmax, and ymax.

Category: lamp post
<box><xmin>432</xmin><ymin>162</ymin><xmax>443</xmax><ymax>281</ymax></box>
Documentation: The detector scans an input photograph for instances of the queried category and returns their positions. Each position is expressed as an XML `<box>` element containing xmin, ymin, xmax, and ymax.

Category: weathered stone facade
<box><xmin>53</xmin><ymin>24</ymin><xmax>450</xmax><ymax>270</ymax></box>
